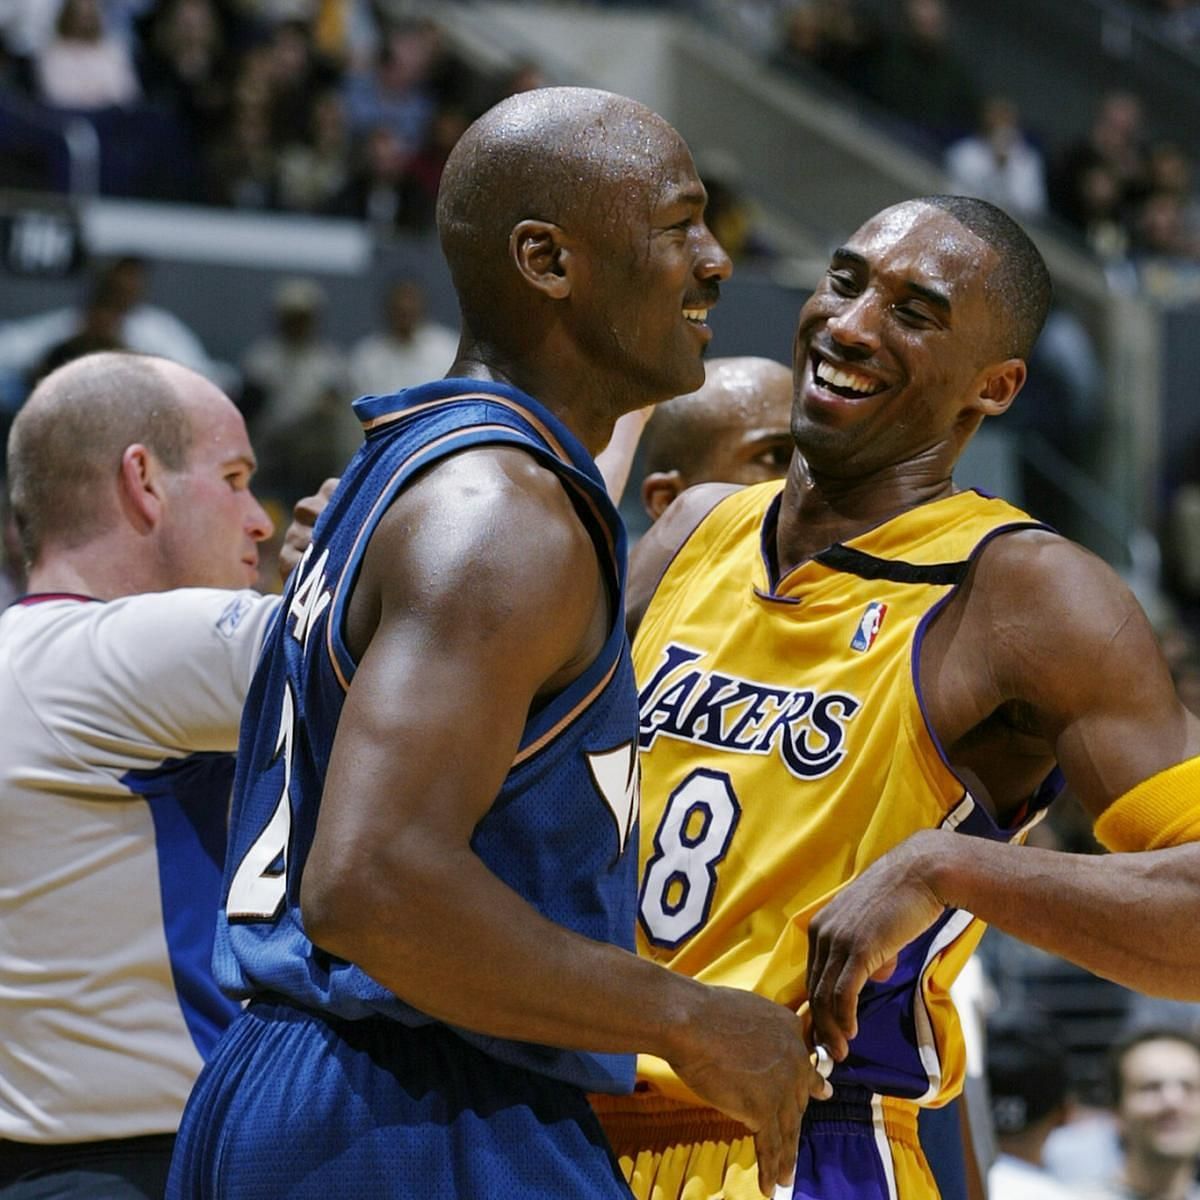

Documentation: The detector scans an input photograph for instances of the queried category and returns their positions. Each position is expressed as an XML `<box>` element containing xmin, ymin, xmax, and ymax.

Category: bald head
<box><xmin>8</xmin><ymin>352</ymin><xmax>195</xmax><ymax>565</ymax></box>
<box><xmin>437</xmin><ymin>86</ymin><xmax>689</xmax><ymax>338</ymax></box>
<box><xmin>641</xmin><ymin>357</ymin><xmax>794</xmax><ymax>520</ymax></box>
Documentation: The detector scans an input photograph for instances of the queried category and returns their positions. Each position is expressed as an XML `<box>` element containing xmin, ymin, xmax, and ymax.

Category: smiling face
<box><xmin>569</xmin><ymin>118</ymin><xmax>732</xmax><ymax>406</ymax></box>
<box><xmin>792</xmin><ymin>201</ymin><xmax>1016</xmax><ymax>479</ymax></box>
<box><xmin>1118</xmin><ymin>1038</ymin><xmax>1200</xmax><ymax>1166</ymax></box>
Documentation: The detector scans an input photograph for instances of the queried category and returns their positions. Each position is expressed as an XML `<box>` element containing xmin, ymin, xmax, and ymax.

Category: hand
<box><xmin>669</xmin><ymin>985</ymin><xmax>831</xmax><ymax>1197</ymax></box>
<box><xmin>807</xmin><ymin>830</ymin><xmax>947</xmax><ymax>1062</ymax></box>
<box><xmin>279</xmin><ymin>477</ymin><xmax>338</xmax><ymax>580</ymax></box>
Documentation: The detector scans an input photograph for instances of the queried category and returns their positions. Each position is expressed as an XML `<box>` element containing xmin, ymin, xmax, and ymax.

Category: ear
<box><xmin>973</xmin><ymin>358</ymin><xmax>1027</xmax><ymax>417</ymax></box>
<box><xmin>116</xmin><ymin>444</ymin><xmax>167</xmax><ymax>534</ymax></box>
<box><xmin>641</xmin><ymin>470</ymin><xmax>686</xmax><ymax>522</ymax></box>
<box><xmin>510</xmin><ymin>219</ymin><xmax>572</xmax><ymax>300</ymax></box>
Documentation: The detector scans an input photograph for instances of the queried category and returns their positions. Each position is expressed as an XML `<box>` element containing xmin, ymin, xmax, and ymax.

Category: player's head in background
<box><xmin>436</xmin><ymin>86</ymin><xmax>732</xmax><ymax>438</ymax></box>
<box><xmin>7</xmin><ymin>351</ymin><xmax>273</xmax><ymax>597</ymax></box>
<box><xmin>639</xmin><ymin>356</ymin><xmax>793</xmax><ymax>520</ymax></box>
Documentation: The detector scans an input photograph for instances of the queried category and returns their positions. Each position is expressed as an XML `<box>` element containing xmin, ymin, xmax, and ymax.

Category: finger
<box><xmin>754</xmin><ymin>1116</ymin><xmax>782</xmax><ymax>1197</ymax></box>
<box><xmin>808</xmin><ymin>951</ymin><xmax>851</xmax><ymax>1061</ymax></box>
<box><xmin>831</xmin><ymin>956</ymin><xmax>866</xmax><ymax>1049</ymax></box>
<box><xmin>319</xmin><ymin>477</ymin><xmax>339</xmax><ymax>498</ymax></box>
<box><xmin>869</xmin><ymin>954</ymin><xmax>899</xmax><ymax>983</ymax></box>
<box><xmin>775</xmin><ymin>1097</ymin><xmax>801</xmax><ymax>1191</ymax></box>
<box><xmin>805</xmin><ymin>1045</ymin><xmax>834</xmax><ymax>1100</ymax></box>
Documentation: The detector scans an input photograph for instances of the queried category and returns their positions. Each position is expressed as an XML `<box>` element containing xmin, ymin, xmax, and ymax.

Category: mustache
<box><xmin>684</xmin><ymin>283</ymin><xmax>721</xmax><ymax>309</ymax></box>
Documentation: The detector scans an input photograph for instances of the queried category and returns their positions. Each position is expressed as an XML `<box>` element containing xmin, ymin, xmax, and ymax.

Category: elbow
<box><xmin>299</xmin><ymin>863</ymin><xmax>363</xmax><ymax>960</ymax></box>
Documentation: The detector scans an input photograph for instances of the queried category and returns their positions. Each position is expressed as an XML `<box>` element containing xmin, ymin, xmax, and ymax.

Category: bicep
<box><xmin>982</xmin><ymin>536</ymin><xmax>1200</xmax><ymax>818</ymax></box>
<box><xmin>312</xmin><ymin>455</ymin><xmax>603</xmax><ymax>866</ymax></box>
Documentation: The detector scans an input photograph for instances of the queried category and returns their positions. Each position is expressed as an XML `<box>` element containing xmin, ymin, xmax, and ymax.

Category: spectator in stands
<box><xmin>944</xmin><ymin>95</ymin><xmax>1048</xmax><ymax>222</ymax></box>
<box><xmin>859</xmin><ymin>0</ymin><xmax>977</xmax><ymax>146</ymax></box>
<box><xmin>34</xmin><ymin>0</ymin><xmax>141</xmax><ymax>110</ymax></box>
<box><xmin>205</xmin><ymin>93</ymin><xmax>278</xmax><ymax>209</ymax></box>
<box><xmin>31</xmin><ymin>274</ymin><xmax>127</xmax><ymax>385</ymax></box>
<box><xmin>1146</xmin><ymin>143</ymin><xmax>1200</xmax><ymax>248</ymax></box>
<box><xmin>768</xmin><ymin>0</ymin><xmax>877</xmax><ymax>90</ymax></box>
<box><xmin>1077</xmin><ymin>1028</ymin><xmax>1200</xmax><ymax>1200</ymax></box>
<box><xmin>342</xmin><ymin>20</ymin><xmax>437</xmax><ymax>148</ymax></box>
<box><xmin>329</xmin><ymin>124</ymin><xmax>419</xmax><ymax>231</ymax></box>
<box><xmin>347</xmin><ymin>278</ymin><xmax>457</xmax><ymax>400</ymax></box>
<box><xmin>262</xmin><ymin>18</ymin><xmax>339</xmax><ymax>147</ymax></box>
<box><xmin>142</xmin><ymin>0</ymin><xmax>230</xmax><ymax>154</ymax></box>
<box><xmin>276</xmin><ymin>87</ymin><xmax>350</xmax><ymax>212</ymax></box>
<box><xmin>1150</xmin><ymin>0</ymin><xmax>1200</xmax><ymax>49</ymax></box>
<box><xmin>0</xmin><ymin>256</ymin><xmax>228</xmax><ymax>393</ymax></box>
<box><xmin>986</xmin><ymin>1015</ymin><xmax>1075</xmax><ymax>1200</ymax></box>
<box><xmin>1050</xmin><ymin>90</ymin><xmax>1150</xmax><ymax>235</ymax></box>
<box><xmin>241</xmin><ymin>277</ymin><xmax>354</xmax><ymax>494</ymax></box>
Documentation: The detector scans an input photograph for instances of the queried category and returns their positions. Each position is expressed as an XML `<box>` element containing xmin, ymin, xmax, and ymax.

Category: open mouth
<box><xmin>683</xmin><ymin>306</ymin><xmax>711</xmax><ymax>325</ymax></box>
<box><xmin>812</xmin><ymin>352</ymin><xmax>886</xmax><ymax>399</ymax></box>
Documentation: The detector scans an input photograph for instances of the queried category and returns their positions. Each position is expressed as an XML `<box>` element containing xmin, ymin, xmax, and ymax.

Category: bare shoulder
<box><xmin>968</xmin><ymin>526</ymin><xmax>1146</xmax><ymax>642</ymax></box>
<box><xmin>959</xmin><ymin>526</ymin><xmax>1166</xmax><ymax>714</ymax></box>
<box><xmin>627</xmin><ymin>482</ymin><xmax>741</xmax><ymax>639</ymax></box>
<box><xmin>351</xmin><ymin>445</ymin><xmax>604</xmax><ymax>666</ymax></box>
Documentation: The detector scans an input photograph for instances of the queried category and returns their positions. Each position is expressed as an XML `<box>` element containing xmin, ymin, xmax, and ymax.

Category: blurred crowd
<box><xmin>0</xmin><ymin>0</ymin><xmax>545</xmax><ymax>234</ymax></box>
<box><xmin>733</xmin><ymin>0</ymin><xmax>1200</xmax><ymax>298</ymax></box>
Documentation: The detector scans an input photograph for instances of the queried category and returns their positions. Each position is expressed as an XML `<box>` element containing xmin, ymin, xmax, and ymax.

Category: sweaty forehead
<box><xmin>845</xmin><ymin>203</ymin><xmax>991</xmax><ymax>292</ymax></box>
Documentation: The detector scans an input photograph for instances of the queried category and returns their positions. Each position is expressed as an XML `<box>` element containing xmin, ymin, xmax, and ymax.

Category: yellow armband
<box><xmin>1094</xmin><ymin>755</ymin><xmax>1200</xmax><ymax>852</ymax></box>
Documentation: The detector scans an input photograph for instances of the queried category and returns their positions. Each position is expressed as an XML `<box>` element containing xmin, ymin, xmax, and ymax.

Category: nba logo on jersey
<box><xmin>850</xmin><ymin>601</ymin><xmax>887</xmax><ymax>652</ymax></box>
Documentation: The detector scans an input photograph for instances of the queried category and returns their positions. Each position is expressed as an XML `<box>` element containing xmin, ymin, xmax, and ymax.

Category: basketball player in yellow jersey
<box><xmin>593</xmin><ymin>195</ymin><xmax>1200</xmax><ymax>1200</ymax></box>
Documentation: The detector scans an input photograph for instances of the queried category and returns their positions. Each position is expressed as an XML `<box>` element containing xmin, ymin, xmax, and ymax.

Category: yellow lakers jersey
<box><xmin>632</xmin><ymin>482</ymin><xmax>1060</xmax><ymax>1109</ymax></box>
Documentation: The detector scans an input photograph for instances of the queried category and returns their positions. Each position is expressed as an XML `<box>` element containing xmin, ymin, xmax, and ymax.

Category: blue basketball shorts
<box><xmin>167</xmin><ymin>999</ymin><xmax>633</xmax><ymax>1199</ymax></box>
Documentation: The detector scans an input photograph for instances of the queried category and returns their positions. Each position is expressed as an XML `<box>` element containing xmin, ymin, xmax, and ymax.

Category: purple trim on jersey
<box><xmin>15</xmin><ymin>592</ymin><xmax>100</xmax><ymax>605</ymax></box>
<box><xmin>122</xmin><ymin>754</ymin><xmax>243</xmax><ymax>1058</ymax></box>
<box><xmin>909</xmin><ymin>520</ymin><xmax>1064</xmax><ymax>839</ymax></box>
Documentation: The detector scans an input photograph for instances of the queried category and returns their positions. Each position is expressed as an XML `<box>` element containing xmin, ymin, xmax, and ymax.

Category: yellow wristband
<box><xmin>1094</xmin><ymin>755</ymin><xmax>1200</xmax><ymax>852</ymax></box>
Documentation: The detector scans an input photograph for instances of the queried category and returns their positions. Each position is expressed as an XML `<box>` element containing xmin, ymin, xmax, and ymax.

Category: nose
<box><xmin>246</xmin><ymin>491</ymin><xmax>276</xmax><ymax>542</ymax></box>
<box><xmin>696</xmin><ymin>221</ymin><xmax>733</xmax><ymax>283</ymax></box>
<box><xmin>826</xmin><ymin>289</ymin><xmax>881</xmax><ymax>356</ymax></box>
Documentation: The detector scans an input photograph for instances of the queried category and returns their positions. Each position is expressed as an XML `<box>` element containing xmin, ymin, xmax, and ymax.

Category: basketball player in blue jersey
<box><xmin>591</xmin><ymin>196</ymin><xmax>1200</xmax><ymax>1199</ymax></box>
<box><xmin>167</xmin><ymin>87</ymin><xmax>825</xmax><ymax>1200</ymax></box>
<box><xmin>0</xmin><ymin>352</ymin><xmax>276</xmax><ymax>1198</ymax></box>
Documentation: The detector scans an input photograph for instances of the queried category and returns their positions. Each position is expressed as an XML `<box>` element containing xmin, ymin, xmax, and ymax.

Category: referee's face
<box><xmin>158</xmin><ymin>372</ymin><xmax>275</xmax><ymax>591</ymax></box>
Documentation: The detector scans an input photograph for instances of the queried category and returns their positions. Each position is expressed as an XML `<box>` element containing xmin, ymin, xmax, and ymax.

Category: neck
<box><xmin>29</xmin><ymin>536</ymin><xmax>167</xmax><ymax>602</ymax></box>
<box><xmin>774</xmin><ymin>452</ymin><xmax>955</xmax><ymax>574</ymax></box>
<box><xmin>449</xmin><ymin>344</ymin><xmax>623</xmax><ymax>459</ymax></box>
<box><xmin>1122</xmin><ymin>1152</ymin><xmax>1199</xmax><ymax>1200</ymax></box>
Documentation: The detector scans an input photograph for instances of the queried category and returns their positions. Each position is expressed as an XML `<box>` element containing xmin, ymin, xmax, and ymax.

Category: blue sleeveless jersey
<box><xmin>215</xmin><ymin>379</ymin><xmax>640</xmax><ymax>1095</ymax></box>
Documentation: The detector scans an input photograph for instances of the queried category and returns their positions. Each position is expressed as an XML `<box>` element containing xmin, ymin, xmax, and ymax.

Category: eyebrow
<box><xmin>222</xmin><ymin>454</ymin><xmax>258</xmax><ymax>473</ymax></box>
<box><xmin>831</xmin><ymin>247</ymin><xmax>952</xmax><ymax>315</ymax></box>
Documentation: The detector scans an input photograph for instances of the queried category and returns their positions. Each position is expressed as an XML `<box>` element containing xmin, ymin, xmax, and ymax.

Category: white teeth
<box><xmin>683</xmin><ymin>308</ymin><xmax>708</xmax><ymax>322</ymax></box>
<box><xmin>815</xmin><ymin>358</ymin><xmax>878</xmax><ymax>395</ymax></box>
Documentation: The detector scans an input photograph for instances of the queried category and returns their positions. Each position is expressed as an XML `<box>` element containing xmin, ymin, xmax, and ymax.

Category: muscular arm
<box><xmin>809</xmin><ymin>532</ymin><xmax>1200</xmax><ymax>1056</ymax></box>
<box><xmin>627</xmin><ymin>482</ymin><xmax>737</xmax><ymax>639</ymax></box>
<box><xmin>299</xmin><ymin>449</ymin><xmax>819</xmax><ymax>1193</ymax></box>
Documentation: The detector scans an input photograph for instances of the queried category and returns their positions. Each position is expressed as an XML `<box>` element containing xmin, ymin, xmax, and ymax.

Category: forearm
<box><xmin>303</xmin><ymin>837</ymin><xmax>705</xmax><ymax>1061</ymax></box>
<box><xmin>926</xmin><ymin>830</ymin><xmax>1200</xmax><ymax>998</ymax></box>
<box><xmin>595</xmin><ymin>407</ymin><xmax>652</xmax><ymax>503</ymax></box>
